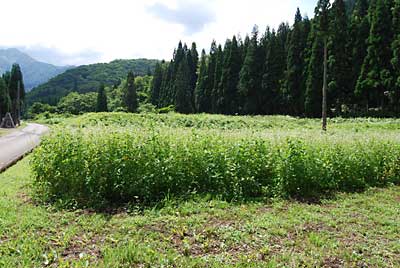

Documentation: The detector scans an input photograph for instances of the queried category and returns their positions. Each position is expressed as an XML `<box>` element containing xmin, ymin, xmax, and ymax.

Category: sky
<box><xmin>0</xmin><ymin>0</ymin><xmax>316</xmax><ymax>66</ymax></box>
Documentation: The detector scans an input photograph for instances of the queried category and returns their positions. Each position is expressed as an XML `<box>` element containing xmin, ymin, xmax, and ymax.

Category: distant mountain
<box><xmin>27</xmin><ymin>59</ymin><xmax>159</xmax><ymax>106</ymax></box>
<box><xmin>0</xmin><ymin>48</ymin><xmax>71</xmax><ymax>91</ymax></box>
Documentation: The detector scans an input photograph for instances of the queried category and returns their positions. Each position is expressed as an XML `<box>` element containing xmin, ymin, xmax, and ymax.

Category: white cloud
<box><xmin>0</xmin><ymin>0</ymin><xmax>315</xmax><ymax>65</ymax></box>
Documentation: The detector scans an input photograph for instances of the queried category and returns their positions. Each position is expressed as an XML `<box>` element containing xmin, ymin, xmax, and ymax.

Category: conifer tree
<box><xmin>350</xmin><ymin>0</ymin><xmax>370</xmax><ymax>95</ymax></box>
<box><xmin>328</xmin><ymin>0</ymin><xmax>352</xmax><ymax>114</ymax></box>
<box><xmin>392</xmin><ymin>0</ymin><xmax>400</xmax><ymax>106</ymax></box>
<box><xmin>175</xmin><ymin>58</ymin><xmax>194</xmax><ymax>114</ymax></box>
<box><xmin>150</xmin><ymin>62</ymin><xmax>163</xmax><ymax>106</ymax></box>
<box><xmin>203</xmin><ymin>41</ymin><xmax>217</xmax><ymax>113</ymax></box>
<box><xmin>220</xmin><ymin>36</ymin><xmax>242</xmax><ymax>114</ymax></box>
<box><xmin>96</xmin><ymin>83</ymin><xmax>108</xmax><ymax>112</ymax></box>
<box><xmin>356</xmin><ymin>0</ymin><xmax>394</xmax><ymax>110</ymax></box>
<box><xmin>189</xmin><ymin>42</ymin><xmax>199</xmax><ymax>92</ymax></box>
<box><xmin>0</xmin><ymin>77</ymin><xmax>10</xmax><ymax>119</ymax></box>
<box><xmin>239</xmin><ymin>26</ymin><xmax>263</xmax><ymax>114</ymax></box>
<box><xmin>305</xmin><ymin>23</ymin><xmax>324</xmax><ymax>117</ymax></box>
<box><xmin>212</xmin><ymin>44</ymin><xmax>224</xmax><ymax>113</ymax></box>
<box><xmin>195</xmin><ymin>50</ymin><xmax>208</xmax><ymax>112</ymax></box>
<box><xmin>261</xmin><ymin>27</ymin><xmax>287</xmax><ymax>114</ymax></box>
<box><xmin>159</xmin><ymin>63</ymin><xmax>174</xmax><ymax>107</ymax></box>
<box><xmin>8</xmin><ymin>64</ymin><xmax>25</xmax><ymax>125</ymax></box>
<box><xmin>124</xmin><ymin>71</ymin><xmax>138</xmax><ymax>112</ymax></box>
<box><xmin>285</xmin><ymin>8</ymin><xmax>307</xmax><ymax>115</ymax></box>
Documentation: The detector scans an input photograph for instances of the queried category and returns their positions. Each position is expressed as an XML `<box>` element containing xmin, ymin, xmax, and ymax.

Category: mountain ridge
<box><xmin>0</xmin><ymin>48</ymin><xmax>71</xmax><ymax>91</ymax></box>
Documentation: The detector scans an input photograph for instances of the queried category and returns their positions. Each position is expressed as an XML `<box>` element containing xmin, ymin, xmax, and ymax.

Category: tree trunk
<box><xmin>322</xmin><ymin>37</ymin><xmax>328</xmax><ymax>132</ymax></box>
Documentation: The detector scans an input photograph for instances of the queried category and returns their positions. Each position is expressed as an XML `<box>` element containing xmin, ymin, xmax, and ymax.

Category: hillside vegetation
<box><xmin>27</xmin><ymin>59</ymin><xmax>158</xmax><ymax>105</ymax></box>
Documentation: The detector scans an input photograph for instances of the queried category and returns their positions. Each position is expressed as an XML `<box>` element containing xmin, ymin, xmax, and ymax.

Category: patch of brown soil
<box><xmin>322</xmin><ymin>257</ymin><xmax>344</xmax><ymax>268</ymax></box>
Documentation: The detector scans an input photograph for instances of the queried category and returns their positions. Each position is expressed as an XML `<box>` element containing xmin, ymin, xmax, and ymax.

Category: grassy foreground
<box><xmin>0</xmin><ymin>157</ymin><xmax>399</xmax><ymax>267</ymax></box>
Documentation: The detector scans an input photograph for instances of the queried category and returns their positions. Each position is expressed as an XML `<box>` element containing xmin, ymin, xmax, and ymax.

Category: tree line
<box><xmin>0</xmin><ymin>64</ymin><xmax>25</xmax><ymax>125</ymax></box>
<box><xmin>150</xmin><ymin>0</ymin><xmax>400</xmax><ymax>117</ymax></box>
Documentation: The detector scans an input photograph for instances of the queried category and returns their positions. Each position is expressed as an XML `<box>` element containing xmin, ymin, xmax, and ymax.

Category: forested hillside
<box><xmin>150</xmin><ymin>0</ymin><xmax>400</xmax><ymax>117</ymax></box>
<box><xmin>27</xmin><ymin>59</ymin><xmax>158</xmax><ymax>105</ymax></box>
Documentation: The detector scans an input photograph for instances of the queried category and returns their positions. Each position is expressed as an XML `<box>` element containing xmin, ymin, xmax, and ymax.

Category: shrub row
<box><xmin>31</xmin><ymin>128</ymin><xmax>400</xmax><ymax>208</ymax></box>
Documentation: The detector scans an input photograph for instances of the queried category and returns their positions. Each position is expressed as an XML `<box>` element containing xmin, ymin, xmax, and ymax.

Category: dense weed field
<box><xmin>32</xmin><ymin>113</ymin><xmax>400</xmax><ymax>208</ymax></box>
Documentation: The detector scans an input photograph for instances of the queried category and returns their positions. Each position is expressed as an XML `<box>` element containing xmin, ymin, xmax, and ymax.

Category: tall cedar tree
<box><xmin>189</xmin><ymin>43</ymin><xmax>199</xmax><ymax>94</ymax></box>
<box><xmin>205</xmin><ymin>41</ymin><xmax>217</xmax><ymax>113</ymax></box>
<box><xmin>125</xmin><ymin>71</ymin><xmax>138</xmax><ymax>112</ymax></box>
<box><xmin>0</xmin><ymin>77</ymin><xmax>10</xmax><ymax>119</ymax></box>
<box><xmin>305</xmin><ymin>23</ymin><xmax>324</xmax><ymax>117</ymax></box>
<box><xmin>150</xmin><ymin>62</ymin><xmax>163</xmax><ymax>106</ymax></box>
<box><xmin>159</xmin><ymin>64</ymin><xmax>173</xmax><ymax>107</ymax></box>
<box><xmin>285</xmin><ymin>8</ymin><xmax>307</xmax><ymax>115</ymax></box>
<box><xmin>175</xmin><ymin>58</ymin><xmax>194</xmax><ymax>113</ymax></box>
<box><xmin>392</xmin><ymin>0</ymin><xmax>400</xmax><ymax>106</ymax></box>
<box><xmin>261</xmin><ymin>25</ymin><xmax>288</xmax><ymax>114</ymax></box>
<box><xmin>328</xmin><ymin>0</ymin><xmax>352</xmax><ymax>113</ymax></box>
<box><xmin>96</xmin><ymin>83</ymin><xmax>108</xmax><ymax>112</ymax></box>
<box><xmin>239</xmin><ymin>26</ymin><xmax>264</xmax><ymax>114</ymax></box>
<box><xmin>356</xmin><ymin>0</ymin><xmax>394</xmax><ymax>109</ymax></box>
<box><xmin>8</xmin><ymin>64</ymin><xmax>25</xmax><ymax>125</ymax></box>
<box><xmin>220</xmin><ymin>36</ymin><xmax>242</xmax><ymax>114</ymax></box>
<box><xmin>350</xmin><ymin>0</ymin><xmax>370</xmax><ymax>97</ymax></box>
<box><xmin>195</xmin><ymin>50</ymin><xmax>208</xmax><ymax>112</ymax></box>
<box><xmin>212</xmin><ymin>44</ymin><xmax>224</xmax><ymax>113</ymax></box>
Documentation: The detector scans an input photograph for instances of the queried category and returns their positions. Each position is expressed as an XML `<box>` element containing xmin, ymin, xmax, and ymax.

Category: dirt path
<box><xmin>0</xmin><ymin>123</ymin><xmax>49</xmax><ymax>172</ymax></box>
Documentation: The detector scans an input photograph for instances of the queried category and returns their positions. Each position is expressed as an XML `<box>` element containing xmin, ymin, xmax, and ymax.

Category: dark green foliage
<box><xmin>220</xmin><ymin>36</ymin><xmax>242</xmax><ymax>115</ymax></box>
<box><xmin>8</xmin><ymin>64</ymin><xmax>25</xmax><ymax>124</ymax></box>
<box><xmin>239</xmin><ymin>26</ymin><xmax>264</xmax><ymax>114</ymax></box>
<box><xmin>174</xmin><ymin>58</ymin><xmax>194</xmax><ymax>114</ymax></box>
<box><xmin>284</xmin><ymin>9</ymin><xmax>308</xmax><ymax>115</ymax></box>
<box><xmin>27</xmin><ymin>59</ymin><xmax>158</xmax><ymax>106</ymax></box>
<box><xmin>150</xmin><ymin>62</ymin><xmax>163</xmax><ymax>106</ymax></box>
<box><xmin>305</xmin><ymin>24</ymin><xmax>324</xmax><ymax>117</ymax></box>
<box><xmin>194</xmin><ymin>50</ymin><xmax>208</xmax><ymax>112</ymax></box>
<box><xmin>212</xmin><ymin>44</ymin><xmax>224</xmax><ymax>113</ymax></box>
<box><xmin>350</xmin><ymin>0</ymin><xmax>370</xmax><ymax>96</ymax></box>
<box><xmin>356</xmin><ymin>0</ymin><xmax>394</xmax><ymax>108</ymax></box>
<box><xmin>27</xmin><ymin>102</ymin><xmax>56</xmax><ymax>118</ymax></box>
<box><xmin>392</xmin><ymin>0</ymin><xmax>400</xmax><ymax>101</ymax></box>
<box><xmin>124</xmin><ymin>72</ymin><xmax>138</xmax><ymax>113</ymax></box>
<box><xmin>205</xmin><ymin>41</ymin><xmax>217</xmax><ymax>113</ymax></box>
<box><xmin>188</xmin><ymin>42</ymin><xmax>199</xmax><ymax>94</ymax></box>
<box><xmin>57</xmin><ymin>92</ymin><xmax>97</xmax><ymax>114</ymax></box>
<box><xmin>328</xmin><ymin>0</ymin><xmax>352</xmax><ymax>113</ymax></box>
<box><xmin>0</xmin><ymin>77</ymin><xmax>10</xmax><ymax>119</ymax></box>
<box><xmin>96</xmin><ymin>83</ymin><xmax>108</xmax><ymax>112</ymax></box>
<box><xmin>147</xmin><ymin>0</ymin><xmax>398</xmax><ymax>118</ymax></box>
<box><xmin>261</xmin><ymin>26</ymin><xmax>288</xmax><ymax>114</ymax></box>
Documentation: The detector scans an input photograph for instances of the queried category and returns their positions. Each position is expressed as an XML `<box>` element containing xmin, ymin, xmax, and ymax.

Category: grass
<box><xmin>0</xmin><ymin>157</ymin><xmax>399</xmax><ymax>267</ymax></box>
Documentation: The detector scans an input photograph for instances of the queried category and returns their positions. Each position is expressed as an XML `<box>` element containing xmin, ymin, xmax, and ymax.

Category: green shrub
<box><xmin>31</xmin><ymin>120</ymin><xmax>400</xmax><ymax>208</ymax></box>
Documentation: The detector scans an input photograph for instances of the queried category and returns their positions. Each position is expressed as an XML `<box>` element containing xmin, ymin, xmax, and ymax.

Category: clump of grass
<box><xmin>31</xmin><ymin>116</ymin><xmax>400</xmax><ymax>208</ymax></box>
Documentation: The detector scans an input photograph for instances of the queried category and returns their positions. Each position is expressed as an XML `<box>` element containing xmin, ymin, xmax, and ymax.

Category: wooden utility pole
<box><xmin>322</xmin><ymin>37</ymin><xmax>328</xmax><ymax>132</ymax></box>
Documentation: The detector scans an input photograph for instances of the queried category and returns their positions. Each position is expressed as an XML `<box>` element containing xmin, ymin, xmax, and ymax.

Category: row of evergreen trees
<box><xmin>150</xmin><ymin>0</ymin><xmax>400</xmax><ymax>117</ymax></box>
<box><xmin>0</xmin><ymin>64</ymin><xmax>26</xmax><ymax>124</ymax></box>
<box><xmin>95</xmin><ymin>71</ymin><xmax>139</xmax><ymax>113</ymax></box>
